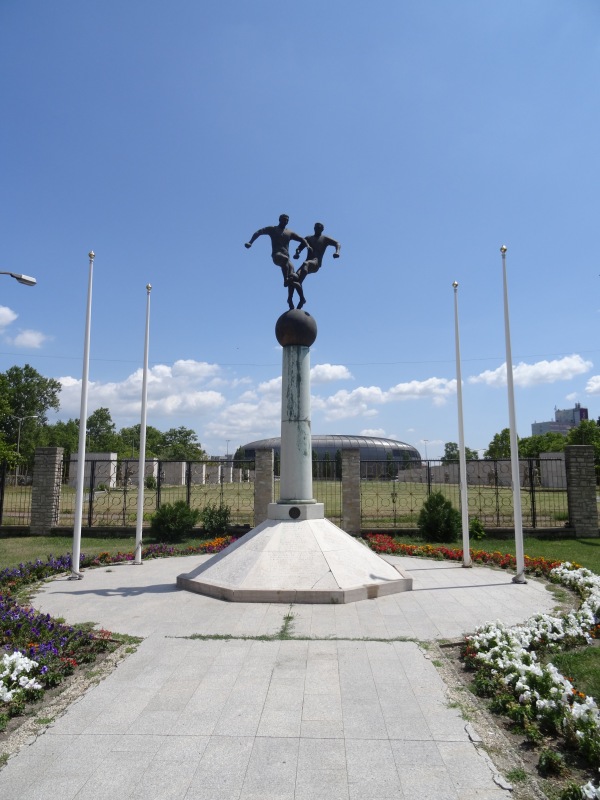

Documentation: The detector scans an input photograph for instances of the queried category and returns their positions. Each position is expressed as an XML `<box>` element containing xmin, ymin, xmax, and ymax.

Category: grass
<box><xmin>0</xmin><ymin>533</ymin><xmax>206</xmax><ymax>569</ymax></box>
<box><xmin>549</xmin><ymin>647</ymin><xmax>600</xmax><ymax>701</ymax></box>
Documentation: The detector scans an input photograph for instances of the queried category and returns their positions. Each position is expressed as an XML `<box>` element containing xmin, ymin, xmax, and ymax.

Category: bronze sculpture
<box><xmin>245</xmin><ymin>216</ymin><xmax>342</xmax><ymax>309</ymax></box>
<box><xmin>294</xmin><ymin>222</ymin><xmax>341</xmax><ymax>283</ymax></box>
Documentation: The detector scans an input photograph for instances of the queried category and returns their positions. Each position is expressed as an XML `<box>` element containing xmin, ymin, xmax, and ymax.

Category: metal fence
<box><xmin>0</xmin><ymin>462</ymin><xmax>33</xmax><ymax>526</ymax></box>
<box><xmin>57</xmin><ymin>459</ymin><xmax>256</xmax><ymax>529</ymax></box>
<box><xmin>360</xmin><ymin>458</ymin><xmax>569</xmax><ymax>530</ymax></box>
<box><xmin>0</xmin><ymin>455</ymin><xmax>571</xmax><ymax>531</ymax></box>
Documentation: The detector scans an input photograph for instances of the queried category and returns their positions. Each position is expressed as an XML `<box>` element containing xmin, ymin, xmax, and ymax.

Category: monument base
<box><xmin>177</xmin><ymin>513</ymin><xmax>412</xmax><ymax>604</ymax></box>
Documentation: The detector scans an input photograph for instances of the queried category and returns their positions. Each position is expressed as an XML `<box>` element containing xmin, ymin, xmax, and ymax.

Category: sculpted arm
<box><xmin>245</xmin><ymin>227</ymin><xmax>270</xmax><ymax>249</ymax></box>
<box><xmin>325</xmin><ymin>236</ymin><xmax>341</xmax><ymax>258</ymax></box>
<box><xmin>290</xmin><ymin>232</ymin><xmax>311</xmax><ymax>254</ymax></box>
<box><xmin>294</xmin><ymin>239</ymin><xmax>307</xmax><ymax>259</ymax></box>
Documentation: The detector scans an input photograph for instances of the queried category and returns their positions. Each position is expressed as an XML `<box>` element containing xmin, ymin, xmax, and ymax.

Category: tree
<box><xmin>159</xmin><ymin>426</ymin><xmax>206</xmax><ymax>460</ymax></box>
<box><xmin>0</xmin><ymin>364</ymin><xmax>61</xmax><ymax>462</ymax></box>
<box><xmin>484</xmin><ymin>429</ymin><xmax>512</xmax><ymax>460</ymax></box>
<box><xmin>566</xmin><ymin>420</ymin><xmax>600</xmax><ymax>464</ymax></box>
<box><xmin>118</xmin><ymin>424</ymin><xmax>164</xmax><ymax>459</ymax></box>
<box><xmin>86</xmin><ymin>407</ymin><xmax>118</xmax><ymax>452</ymax></box>
<box><xmin>441</xmin><ymin>442</ymin><xmax>479</xmax><ymax>464</ymax></box>
<box><xmin>518</xmin><ymin>432</ymin><xmax>566</xmax><ymax>459</ymax></box>
<box><xmin>38</xmin><ymin>419</ymin><xmax>80</xmax><ymax>462</ymax></box>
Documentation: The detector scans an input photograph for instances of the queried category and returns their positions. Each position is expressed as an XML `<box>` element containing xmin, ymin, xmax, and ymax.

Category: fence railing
<box><xmin>0</xmin><ymin>463</ymin><xmax>33</xmax><ymax>526</ymax></box>
<box><xmin>359</xmin><ymin>458</ymin><xmax>568</xmax><ymax>529</ymax></box>
<box><xmin>0</xmin><ymin>455</ymin><xmax>572</xmax><ymax>531</ymax></box>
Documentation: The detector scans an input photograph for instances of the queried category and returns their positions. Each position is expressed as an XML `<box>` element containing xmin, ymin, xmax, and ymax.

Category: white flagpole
<box><xmin>452</xmin><ymin>281</ymin><xmax>471</xmax><ymax>567</ymax></box>
<box><xmin>71</xmin><ymin>251</ymin><xmax>95</xmax><ymax>580</ymax></box>
<box><xmin>134</xmin><ymin>284</ymin><xmax>152</xmax><ymax>565</ymax></box>
<box><xmin>500</xmin><ymin>245</ymin><xmax>526</xmax><ymax>584</ymax></box>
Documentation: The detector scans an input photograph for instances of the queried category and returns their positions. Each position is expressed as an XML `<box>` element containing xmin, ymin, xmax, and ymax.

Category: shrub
<box><xmin>199</xmin><ymin>503</ymin><xmax>231</xmax><ymax>536</ymax></box>
<box><xmin>537</xmin><ymin>748</ymin><xmax>566</xmax><ymax>777</ymax></box>
<box><xmin>417</xmin><ymin>491</ymin><xmax>461</xmax><ymax>543</ymax></box>
<box><xmin>149</xmin><ymin>501</ymin><xmax>201</xmax><ymax>542</ymax></box>
<box><xmin>469</xmin><ymin>516</ymin><xmax>486</xmax><ymax>541</ymax></box>
<box><xmin>144</xmin><ymin>475</ymin><xmax>157</xmax><ymax>490</ymax></box>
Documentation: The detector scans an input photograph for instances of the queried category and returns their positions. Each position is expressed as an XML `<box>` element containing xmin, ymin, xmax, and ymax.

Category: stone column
<box><xmin>31</xmin><ymin>447</ymin><xmax>64</xmax><ymax>534</ymax></box>
<box><xmin>279</xmin><ymin>344</ymin><xmax>314</xmax><ymax>503</ymax></box>
<box><xmin>254</xmin><ymin>448</ymin><xmax>274</xmax><ymax>525</ymax></box>
<box><xmin>565</xmin><ymin>445</ymin><xmax>598</xmax><ymax>537</ymax></box>
<box><xmin>342</xmin><ymin>448</ymin><xmax>361</xmax><ymax>535</ymax></box>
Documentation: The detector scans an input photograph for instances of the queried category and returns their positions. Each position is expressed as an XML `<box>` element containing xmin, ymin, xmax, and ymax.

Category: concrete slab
<box><xmin>176</xmin><ymin>521</ymin><xmax>413</xmax><ymax>603</ymax></box>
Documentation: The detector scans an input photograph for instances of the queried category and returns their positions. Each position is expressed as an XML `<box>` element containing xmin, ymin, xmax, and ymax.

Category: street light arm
<box><xmin>0</xmin><ymin>271</ymin><xmax>37</xmax><ymax>286</ymax></box>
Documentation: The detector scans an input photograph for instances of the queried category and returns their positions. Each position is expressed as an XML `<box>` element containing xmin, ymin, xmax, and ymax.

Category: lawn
<box><xmin>2</xmin><ymin>530</ymin><xmax>600</xmax><ymax>573</ymax></box>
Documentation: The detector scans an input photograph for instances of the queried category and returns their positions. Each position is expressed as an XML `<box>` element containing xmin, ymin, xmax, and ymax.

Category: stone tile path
<box><xmin>0</xmin><ymin>554</ymin><xmax>557</xmax><ymax>799</ymax></box>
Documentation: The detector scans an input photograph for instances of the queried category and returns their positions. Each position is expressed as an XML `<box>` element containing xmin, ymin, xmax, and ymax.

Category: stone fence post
<box><xmin>31</xmin><ymin>447</ymin><xmax>64</xmax><ymax>535</ymax></box>
<box><xmin>565</xmin><ymin>445</ymin><xmax>598</xmax><ymax>537</ymax></box>
<box><xmin>342</xmin><ymin>448</ymin><xmax>361</xmax><ymax>535</ymax></box>
<box><xmin>254</xmin><ymin>449</ymin><xmax>274</xmax><ymax>526</ymax></box>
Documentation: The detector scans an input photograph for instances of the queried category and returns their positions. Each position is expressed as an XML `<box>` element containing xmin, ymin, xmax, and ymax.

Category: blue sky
<box><xmin>1</xmin><ymin>1</ymin><xmax>599</xmax><ymax>458</ymax></box>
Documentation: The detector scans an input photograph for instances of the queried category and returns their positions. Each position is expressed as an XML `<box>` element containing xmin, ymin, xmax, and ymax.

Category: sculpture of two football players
<box><xmin>245</xmin><ymin>215</ymin><xmax>341</xmax><ymax>309</ymax></box>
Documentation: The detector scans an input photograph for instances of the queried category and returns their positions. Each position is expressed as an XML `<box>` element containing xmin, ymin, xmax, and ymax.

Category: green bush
<box><xmin>145</xmin><ymin>475</ymin><xmax>157</xmax><ymax>490</ymax></box>
<box><xmin>200</xmin><ymin>503</ymin><xmax>231</xmax><ymax>536</ymax></box>
<box><xmin>149</xmin><ymin>501</ymin><xmax>201</xmax><ymax>542</ymax></box>
<box><xmin>417</xmin><ymin>491</ymin><xmax>461</xmax><ymax>543</ymax></box>
<box><xmin>537</xmin><ymin>748</ymin><xmax>565</xmax><ymax>777</ymax></box>
<box><xmin>469</xmin><ymin>516</ymin><xmax>486</xmax><ymax>541</ymax></box>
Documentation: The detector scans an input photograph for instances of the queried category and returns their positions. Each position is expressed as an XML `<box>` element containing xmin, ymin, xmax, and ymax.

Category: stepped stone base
<box><xmin>177</xmin><ymin>516</ymin><xmax>412</xmax><ymax>604</ymax></box>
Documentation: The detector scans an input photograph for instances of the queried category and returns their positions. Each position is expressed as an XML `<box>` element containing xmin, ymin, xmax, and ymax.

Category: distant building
<box><xmin>531</xmin><ymin>403</ymin><xmax>588</xmax><ymax>436</ymax></box>
<box><xmin>240</xmin><ymin>434</ymin><xmax>421</xmax><ymax>479</ymax></box>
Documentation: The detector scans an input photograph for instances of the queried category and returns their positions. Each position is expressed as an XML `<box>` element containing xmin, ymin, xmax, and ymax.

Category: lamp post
<box><xmin>135</xmin><ymin>284</ymin><xmax>152</xmax><ymax>565</ymax></box>
<box><xmin>452</xmin><ymin>282</ymin><xmax>472</xmax><ymax>567</ymax></box>
<box><xmin>71</xmin><ymin>251</ymin><xmax>95</xmax><ymax>580</ymax></box>
<box><xmin>9</xmin><ymin>414</ymin><xmax>39</xmax><ymax>484</ymax></box>
<box><xmin>500</xmin><ymin>245</ymin><xmax>526</xmax><ymax>584</ymax></box>
<box><xmin>0</xmin><ymin>271</ymin><xmax>37</xmax><ymax>286</ymax></box>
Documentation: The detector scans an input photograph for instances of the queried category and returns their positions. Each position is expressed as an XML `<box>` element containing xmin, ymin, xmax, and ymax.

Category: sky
<box><xmin>1</xmin><ymin>1</ymin><xmax>599</xmax><ymax>459</ymax></box>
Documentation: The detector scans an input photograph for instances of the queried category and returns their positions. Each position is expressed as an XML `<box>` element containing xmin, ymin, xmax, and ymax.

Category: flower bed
<box><xmin>364</xmin><ymin>536</ymin><xmax>600</xmax><ymax>798</ymax></box>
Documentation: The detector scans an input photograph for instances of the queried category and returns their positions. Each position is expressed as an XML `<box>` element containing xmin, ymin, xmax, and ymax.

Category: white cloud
<box><xmin>258</xmin><ymin>376</ymin><xmax>282</xmax><ymax>394</ymax></box>
<box><xmin>469</xmin><ymin>355</ymin><xmax>592</xmax><ymax>388</ymax></box>
<box><xmin>360</xmin><ymin>428</ymin><xmax>387</xmax><ymax>437</ymax></box>
<box><xmin>310</xmin><ymin>363</ymin><xmax>353</xmax><ymax>383</ymax></box>
<box><xmin>7</xmin><ymin>329</ymin><xmax>49</xmax><ymax>348</ymax></box>
<box><xmin>565</xmin><ymin>392</ymin><xmax>578</xmax><ymax>402</ymax></box>
<box><xmin>0</xmin><ymin>305</ymin><xmax>17</xmax><ymax>330</ymax></box>
<box><xmin>387</xmin><ymin>377</ymin><xmax>456</xmax><ymax>406</ymax></box>
<box><xmin>205</xmin><ymin>397</ymin><xmax>280</xmax><ymax>442</ymax></box>
<box><xmin>57</xmin><ymin>359</ymin><xmax>226</xmax><ymax>419</ymax></box>
<box><xmin>585</xmin><ymin>376</ymin><xmax>600</xmax><ymax>395</ymax></box>
<box><xmin>311</xmin><ymin>376</ymin><xmax>456</xmax><ymax>421</ymax></box>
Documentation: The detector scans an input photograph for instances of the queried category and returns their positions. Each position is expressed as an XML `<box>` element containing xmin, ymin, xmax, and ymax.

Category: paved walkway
<box><xmin>0</xmin><ymin>554</ymin><xmax>558</xmax><ymax>799</ymax></box>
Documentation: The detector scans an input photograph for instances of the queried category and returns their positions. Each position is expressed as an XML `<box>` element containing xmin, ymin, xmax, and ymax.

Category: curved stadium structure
<box><xmin>241</xmin><ymin>435</ymin><xmax>422</xmax><ymax>477</ymax></box>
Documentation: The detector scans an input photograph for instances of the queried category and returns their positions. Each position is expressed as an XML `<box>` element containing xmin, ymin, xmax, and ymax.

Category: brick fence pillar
<box><xmin>565</xmin><ymin>445</ymin><xmax>598</xmax><ymax>537</ymax></box>
<box><xmin>254</xmin><ymin>449</ymin><xmax>274</xmax><ymax>526</ymax></box>
<box><xmin>342</xmin><ymin>448</ymin><xmax>361</xmax><ymax>535</ymax></box>
<box><xmin>31</xmin><ymin>447</ymin><xmax>64</xmax><ymax>535</ymax></box>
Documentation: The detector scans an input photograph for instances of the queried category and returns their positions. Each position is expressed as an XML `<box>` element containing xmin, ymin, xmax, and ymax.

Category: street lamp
<box><xmin>0</xmin><ymin>271</ymin><xmax>37</xmax><ymax>287</ymax></box>
<box><xmin>10</xmin><ymin>414</ymin><xmax>39</xmax><ymax>456</ymax></box>
<box><xmin>9</xmin><ymin>414</ymin><xmax>39</xmax><ymax>484</ymax></box>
